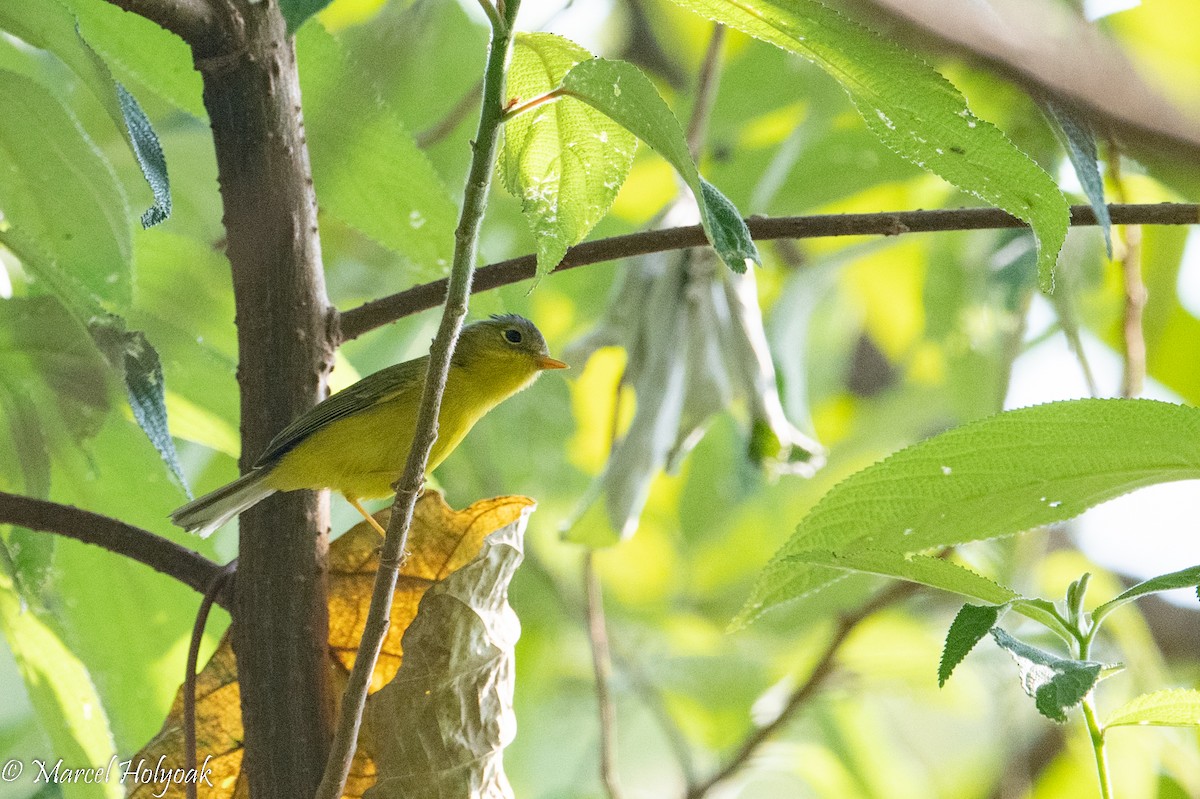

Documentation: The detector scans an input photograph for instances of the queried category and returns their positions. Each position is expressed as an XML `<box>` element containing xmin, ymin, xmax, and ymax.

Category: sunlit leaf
<box><xmin>1091</xmin><ymin>564</ymin><xmax>1200</xmax><ymax>624</ymax></box>
<box><xmin>737</xmin><ymin>399</ymin><xmax>1200</xmax><ymax>627</ymax></box>
<box><xmin>1106</xmin><ymin>689</ymin><xmax>1200</xmax><ymax>729</ymax></box>
<box><xmin>0</xmin><ymin>573</ymin><xmax>119</xmax><ymax>799</ymax></box>
<box><xmin>559</xmin><ymin>58</ymin><xmax>760</xmax><ymax>273</ymax></box>
<box><xmin>501</xmin><ymin>33</ymin><xmax>637</xmax><ymax>276</ymax></box>
<box><xmin>668</xmin><ymin>0</ymin><xmax>1069</xmax><ymax>290</ymax></box>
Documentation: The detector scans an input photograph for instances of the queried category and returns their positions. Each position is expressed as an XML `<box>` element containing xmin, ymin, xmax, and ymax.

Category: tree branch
<box><xmin>102</xmin><ymin>0</ymin><xmax>229</xmax><ymax>55</ymax></box>
<box><xmin>584</xmin><ymin>552</ymin><xmax>626</xmax><ymax>799</ymax></box>
<box><xmin>315</xmin><ymin>4</ymin><xmax>522</xmax><ymax>797</ymax></box>
<box><xmin>0</xmin><ymin>492</ymin><xmax>230</xmax><ymax>609</ymax></box>
<box><xmin>685</xmin><ymin>578</ymin><xmax>924</xmax><ymax>799</ymax></box>
<box><xmin>337</xmin><ymin>202</ymin><xmax>1200</xmax><ymax>342</ymax></box>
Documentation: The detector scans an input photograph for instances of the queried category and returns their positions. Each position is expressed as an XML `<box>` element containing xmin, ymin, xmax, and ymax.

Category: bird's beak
<box><xmin>536</xmin><ymin>355</ymin><xmax>569</xmax><ymax>370</ymax></box>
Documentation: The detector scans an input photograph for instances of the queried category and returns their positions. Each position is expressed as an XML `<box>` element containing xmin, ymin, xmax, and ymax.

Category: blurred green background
<box><xmin>1</xmin><ymin>0</ymin><xmax>1198</xmax><ymax>797</ymax></box>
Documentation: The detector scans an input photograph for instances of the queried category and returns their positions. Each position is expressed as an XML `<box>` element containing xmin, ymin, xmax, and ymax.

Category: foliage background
<box><xmin>1</xmin><ymin>0</ymin><xmax>1198</xmax><ymax>797</ymax></box>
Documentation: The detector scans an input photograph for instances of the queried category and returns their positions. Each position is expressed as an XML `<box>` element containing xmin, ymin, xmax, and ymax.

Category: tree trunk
<box><xmin>197</xmin><ymin>2</ymin><xmax>335</xmax><ymax>797</ymax></box>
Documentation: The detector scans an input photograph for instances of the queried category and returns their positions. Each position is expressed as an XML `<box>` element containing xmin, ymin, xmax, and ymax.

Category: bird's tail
<box><xmin>170</xmin><ymin>470</ymin><xmax>275</xmax><ymax>538</ymax></box>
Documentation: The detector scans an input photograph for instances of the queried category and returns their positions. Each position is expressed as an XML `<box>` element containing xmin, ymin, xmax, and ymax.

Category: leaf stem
<box><xmin>1081</xmin><ymin>694</ymin><xmax>1114</xmax><ymax>799</ymax></box>
<box><xmin>313</xmin><ymin>4</ymin><xmax>521</xmax><ymax>798</ymax></box>
<box><xmin>501</xmin><ymin>88</ymin><xmax>565</xmax><ymax>122</ymax></box>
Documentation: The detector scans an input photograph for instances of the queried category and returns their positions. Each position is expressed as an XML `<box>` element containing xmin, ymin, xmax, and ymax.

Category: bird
<box><xmin>171</xmin><ymin>314</ymin><xmax>567</xmax><ymax>538</ymax></box>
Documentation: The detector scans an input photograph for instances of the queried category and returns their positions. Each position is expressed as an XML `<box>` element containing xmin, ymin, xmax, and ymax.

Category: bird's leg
<box><xmin>347</xmin><ymin>496</ymin><xmax>388</xmax><ymax>537</ymax></box>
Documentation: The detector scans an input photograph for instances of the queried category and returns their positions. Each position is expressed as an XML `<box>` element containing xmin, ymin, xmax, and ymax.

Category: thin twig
<box><xmin>336</xmin><ymin>203</ymin><xmax>1200</xmax><ymax>342</ymax></box>
<box><xmin>1108</xmin><ymin>149</ymin><xmax>1147</xmax><ymax>398</ymax></box>
<box><xmin>416</xmin><ymin>79</ymin><xmax>484</xmax><ymax>148</ymax></box>
<box><xmin>686</xmin><ymin>578</ymin><xmax>924</xmax><ymax>799</ymax></box>
<box><xmin>1119</xmin><ymin>223</ymin><xmax>1146</xmax><ymax>397</ymax></box>
<box><xmin>584</xmin><ymin>552</ymin><xmax>625</xmax><ymax>799</ymax></box>
<box><xmin>686</xmin><ymin>24</ymin><xmax>726</xmax><ymax>158</ymax></box>
<box><xmin>0</xmin><ymin>492</ymin><xmax>230</xmax><ymax>608</ymax></box>
<box><xmin>185</xmin><ymin>563</ymin><xmax>236</xmax><ymax>799</ymax></box>
<box><xmin>313</xmin><ymin>5</ymin><xmax>521</xmax><ymax>797</ymax></box>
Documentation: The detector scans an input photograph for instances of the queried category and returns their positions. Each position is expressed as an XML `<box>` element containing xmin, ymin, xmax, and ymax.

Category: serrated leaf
<box><xmin>298</xmin><ymin>24</ymin><xmax>457</xmax><ymax>280</ymax></box>
<box><xmin>0</xmin><ymin>69</ymin><xmax>131</xmax><ymax>309</ymax></box>
<box><xmin>1039</xmin><ymin>97</ymin><xmax>1112</xmax><ymax>258</ymax></box>
<box><xmin>1092</xmin><ymin>564</ymin><xmax>1200</xmax><ymax>625</ymax></box>
<box><xmin>0</xmin><ymin>1</ymin><xmax>171</xmax><ymax>227</ymax></box>
<box><xmin>63</xmin><ymin>0</ymin><xmax>205</xmax><ymax>118</ymax></box>
<box><xmin>668</xmin><ymin>0</ymin><xmax>1069</xmax><ymax>290</ymax></box>
<box><xmin>501</xmin><ymin>33</ymin><xmax>637</xmax><ymax>276</ymax></box>
<box><xmin>1106</xmin><ymin>689</ymin><xmax>1200</xmax><ymax>729</ymax></box>
<box><xmin>1</xmin><ymin>229</ymin><xmax>188</xmax><ymax>496</ymax></box>
<box><xmin>87</xmin><ymin>318</ymin><xmax>190</xmax><ymax>497</ymax></box>
<box><xmin>939</xmin><ymin>603</ymin><xmax>1004</xmax><ymax>687</ymax></box>
<box><xmin>991</xmin><ymin>628</ymin><xmax>1102</xmax><ymax>723</ymax></box>
<box><xmin>790</xmin><ymin>549</ymin><xmax>1019</xmax><ymax>606</ymax></box>
<box><xmin>559</xmin><ymin>57</ymin><xmax>759</xmax><ymax>273</ymax></box>
<box><xmin>281</xmin><ymin>0</ymin><xmax>333</xmax><ymax>34</ymax></box>
<box><xmin>737</xmin><ymin>399</ymin><xmax>1200</xmax><ymax>627</ymax></box>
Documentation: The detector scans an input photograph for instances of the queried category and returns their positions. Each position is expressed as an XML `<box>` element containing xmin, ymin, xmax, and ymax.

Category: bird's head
<box><xmin>455</xmin><ymin>315</ymin><xmax>568</xmax><ymax>382</ymax></box>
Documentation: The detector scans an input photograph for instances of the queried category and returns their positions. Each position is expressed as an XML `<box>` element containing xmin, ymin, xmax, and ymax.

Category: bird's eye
<box><xmin>504</xmin><ymin>328</ymin><xmax>523</xmax><ymax>344</ymax></box>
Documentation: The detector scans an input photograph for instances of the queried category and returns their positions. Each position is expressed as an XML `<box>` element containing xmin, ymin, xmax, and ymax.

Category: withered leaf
<box><xmin>127</xmin><ymin>492</ymin><xmax>535</xmax><ymax>799</ymax></box>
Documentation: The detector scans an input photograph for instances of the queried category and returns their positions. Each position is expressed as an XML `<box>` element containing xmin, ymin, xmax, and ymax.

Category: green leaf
<box><xmin>667</xmin><ymin>0</ymin><xmax>1069</xmax><ymax>290</ymax></box>
<box><xmin>1039</xmin><ymin>97</ymin><xmax>1112</xmax><ymax>257</ymax></box>
<box><xmin>939</xmin><ymin>603</ymin><xmax>1004</xmax><ymax>687</ymax></box>
<box><xmin>88</xmin><ymin>318</ymin><xmax>192</xmax><ymax>498</ymax></box>
<box><xmin>559</xmin><ymin>57</ymin><xmax>760</xmax><ymax>273</ymax></box>
<box><xmin>501</xmin><ymin>33</ymin><xmax>637</xmax><ymax>276</ymax></box>
<box><xmin>281</xmin><ymin>0</ymin><xmax>333</xmax><ymax>34</ymax></box>
<box><xmin>0</xmin><ymin>233</ymin><xmax>189</xmax><ymax>496</ymax></box>
<box><xmin>0</xmin><ymin>2</ymin><xmax>171</xmax><ymax>228</ymax></box>
<box><xmin>737</xmin><ymin>399</ymin><xmax>1200</xmax><ymax>627</ymax></box>
<box><xmin>63</xmin><ymin>0</ymin><xmax>205</xmax><ymax>119</ymax></box>
<box><xmin>0</xmin><ymin>69</ymin><xmax>131</xmax><ymax>309</ymax></box>
<box><xmin>990</xmin><ymin>628</ymin><xmax>1102</xmax><ymax>723</ymax></box>
<box><xmin>0</xmin><ymin>576</ymin><xmax>120</xmax><ymax>799</ymax></box>
<box><xmin>298</xmin><ymin>24</ymin><xmax>457</xmax><ymax>280</ymax></box>
<box><xmin>0</xmin><ymin>296</ymin><xmax>112</xmax><ymax>459</ymax></box>
<box><xmin>1091</xmin><ymin>564</ymin><xmax>1200</xmax><ymax>625</ymax></box>
<box><xmin>789</xmin><ymin>549</ymin><xmax>1019</xmax><ymax>606</ymax></box>
<box><xmin>1106</xmin><ymin>689</ymin><xmax>1200</xmax><ymax>729</ymax></box>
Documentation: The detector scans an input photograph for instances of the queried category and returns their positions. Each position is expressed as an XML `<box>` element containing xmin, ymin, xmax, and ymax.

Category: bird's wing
<box><xmin>254</xmin><ymin>357</ymin><xmax>427</xmax><ymax>466</ymax></box>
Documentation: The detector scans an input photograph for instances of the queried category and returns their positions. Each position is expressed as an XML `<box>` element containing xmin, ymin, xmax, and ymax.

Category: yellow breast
<box><xmin>263</xmin><ymin>356</ymin><xmax>540</xmax><ymax>500</ymax></box>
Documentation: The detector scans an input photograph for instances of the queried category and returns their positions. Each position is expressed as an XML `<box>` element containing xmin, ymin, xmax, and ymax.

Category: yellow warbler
<box><xmin>171</xmin><ymin>315</ymin><xmax>566</xmax><ymax>537</ymax></box>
